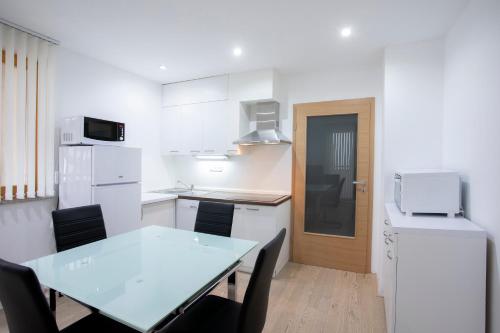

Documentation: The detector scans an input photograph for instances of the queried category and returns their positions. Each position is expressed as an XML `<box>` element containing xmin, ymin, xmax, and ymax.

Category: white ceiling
<box><xmin>0</xmin><ymin>0</ymin><xmax>468</xmax><ymax>83</ymax></box>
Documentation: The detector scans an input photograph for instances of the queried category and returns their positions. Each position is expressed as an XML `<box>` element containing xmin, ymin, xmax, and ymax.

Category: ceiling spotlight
<box><xmin>233</xmin><ymin>47</ymin><xmax>243</xmax><ymax>57</ymax></box>
<box><xmin>340</xmin><ymin>27</ymin><xmax>352</xmax><ymax>38</ymax></box>
<box><xmin>159</xmin><ymin>65</ymin><xmax>167</xmax><ymax>70</ymax></box>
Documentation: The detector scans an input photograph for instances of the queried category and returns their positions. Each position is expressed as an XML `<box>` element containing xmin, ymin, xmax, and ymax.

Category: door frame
<box><xmin>291</xmin><ymin>97</ymin><xmax>375</xmax><ymax>273</ymax></box>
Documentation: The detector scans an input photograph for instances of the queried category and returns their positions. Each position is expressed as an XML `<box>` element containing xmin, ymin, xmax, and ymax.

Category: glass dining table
<box><xmin>22</xmin><ymin>225</ymin><xmax>258</xmax><ymax>332</ymax></box>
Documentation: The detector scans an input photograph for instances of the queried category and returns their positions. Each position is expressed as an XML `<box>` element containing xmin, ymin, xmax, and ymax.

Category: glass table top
<box><xmin>22</xmin><ymin>226</ymin><xmax>257</xmax><ymax>332</ymax></box>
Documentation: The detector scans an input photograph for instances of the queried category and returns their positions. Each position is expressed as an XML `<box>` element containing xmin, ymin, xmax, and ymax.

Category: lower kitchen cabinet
<box><xmin>141</xmin><ymin>200</ymin><xmax>176</xmax><ymax>228</ymax></box>
<box><xmin>175</xmin><ymin>199</ymin><xmax>199</xmax><ymax>231</ymax></box>
<box><xmin>383</xmin><ymin>203</ymin><xmax>486</xmax><ymax>333</ymax></box>
<box><xmin>231</xmin><ymin>201</ymin><xmax>290</xmax><ymax>276</ymax></box>
<box><xmin>175</xmin><ymin>198</ymin><xmax>291</xmax><ymax>276</ymax></box>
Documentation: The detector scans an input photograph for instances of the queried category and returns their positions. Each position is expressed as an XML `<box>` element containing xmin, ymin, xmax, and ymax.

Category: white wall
<box><xmin>0</xmin><ymin>47</ymin><xmax>170</xmax><ymax>264</ymax></box>
<box><xmin>381</xmin><ymin>39</ymin><xmax>445</xmax><ymax>294</ymax></box>
<box><xmin>442</xmin><ymin>0</ymin><xmax>500</xmax><ymax>331</ymax></box>
<box><xmin>383</xmin><ymin>39</ymin><xmax>445</xmax><ymax>201</ymax></box>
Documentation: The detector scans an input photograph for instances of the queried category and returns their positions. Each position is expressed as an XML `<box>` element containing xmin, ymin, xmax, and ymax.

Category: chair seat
<box><xmin>164</xmin><ymin>295</ymin><xmax>241</xmax><ymax>333</ymax></box>
<box><xmin>61</xmin><ymin>313</ymin><xmax>140</xmax><ymax>333</ymax></box>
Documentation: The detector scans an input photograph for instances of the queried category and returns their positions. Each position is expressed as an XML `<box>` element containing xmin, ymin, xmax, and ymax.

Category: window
<box><xmin>0</xmin><ymin>23</ymin><xmax>55</xmax><ymax>201</ymax></box>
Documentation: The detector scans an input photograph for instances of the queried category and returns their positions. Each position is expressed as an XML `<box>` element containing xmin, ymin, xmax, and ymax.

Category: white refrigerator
<box><xmin>59</xmin><ymin>145</ymin><xmax>142</xmax><ymax>237</ymax></box>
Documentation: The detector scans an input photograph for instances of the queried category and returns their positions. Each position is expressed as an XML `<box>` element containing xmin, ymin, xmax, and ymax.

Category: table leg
<box><xmin>228</xmin><ymin>272</ymin><xmax>237</xmax><ymax>301</ymax></box>
<box><xmin>49</xmin><ymin>288</ymin><xmax>56</xmax><ymax>314</ymax></box>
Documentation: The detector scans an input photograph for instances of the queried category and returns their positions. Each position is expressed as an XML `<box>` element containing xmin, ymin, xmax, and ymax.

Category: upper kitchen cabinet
<box><xmin>162</xmin><ymin>75</ymin><xmax>229</xmax><ymax>107</ymax></box>
<box><xmin>161</xmin><ymin>101</ymin><xmax>237</xmax><ymax>155</ymax></box>
<box><xmin>201</xmin><ymin>101</ymin><xmax>238</xmax><ymax>154</ymax></box>
<box><xmin>228</xmin><ymin>69</ymin><xmax>281</xmax><ymax>103</ymax></box>
<box><xmin>160</xmin><ymin>69</ymin><xmax>282</xmax><ymax>156</ymax></box>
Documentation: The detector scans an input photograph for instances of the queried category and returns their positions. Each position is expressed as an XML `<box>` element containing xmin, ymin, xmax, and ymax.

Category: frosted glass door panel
<box><xmin>304</xmin><ymin>114</ymin><xmax>358</xmax><ymax>237</ymax></box>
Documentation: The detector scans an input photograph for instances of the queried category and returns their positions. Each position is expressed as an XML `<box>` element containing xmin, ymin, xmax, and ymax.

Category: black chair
<box><xmin>194</xmin><ymin>201</ymin><xmax>235</xmax><ymax>237</ymax></box>
<box><xmin>0</xmin><ymin>258</ymin><xmax>139</xmax><ymax>333</ymax></box>
<box><xmin>162</xmin><ymin>228</ymin><xmax>286</xmax><ymax>333</ymax></box>
<box><xmin>52</xmin><ymin>204</ymin><xmax>107</xmax><ymax>252</ymax></box>
<box><xmin>50</xmin><ymin>204</ymin><xmax>107</xmax><ymax>311</ymax></box>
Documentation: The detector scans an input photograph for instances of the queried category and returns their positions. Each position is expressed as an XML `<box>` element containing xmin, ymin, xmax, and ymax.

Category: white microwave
<box><xmin>61</xmin><ymin>116</ymin><xmax>125</xmax><ymax>145</ymax></box>
<box><xmin>394</xmin><ymin>170</ymin><xmax>461</xmax><ymax>217</ymax></box>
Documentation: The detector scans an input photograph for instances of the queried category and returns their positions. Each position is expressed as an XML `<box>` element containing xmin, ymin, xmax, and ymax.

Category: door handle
<box><xmin>352</xmin><ymin>180</ymin><xmax>367</xmax><ymax>192</ymax></box>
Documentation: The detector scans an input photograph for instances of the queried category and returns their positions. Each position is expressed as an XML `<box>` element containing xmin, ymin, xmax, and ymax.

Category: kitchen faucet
<box><xmin>177</xmin><ymin>180</ymin><xmax>194</xmax><ymax>191</ymax></box>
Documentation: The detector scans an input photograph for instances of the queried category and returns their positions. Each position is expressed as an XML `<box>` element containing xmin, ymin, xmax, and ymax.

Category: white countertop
<box><xmin>141</xmin><ymin>192</ymin><xmax>177</xmax><ymax>205</ymax></box>
<box><xmin>385</xmin><ymin>203</ymin><xmax>485</xmax><ymax>236</ymax></box>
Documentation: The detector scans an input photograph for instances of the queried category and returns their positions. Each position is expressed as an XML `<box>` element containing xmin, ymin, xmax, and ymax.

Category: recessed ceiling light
<box><xmin>340</xmin><ymin>27</ymin><xmax>352</xmax><ymax>38</ymax></box>
<box><xmin>233</xmin><ymin>47</ymin><xmax>243</xmax><ymax>57</ymax></box>
<box><xmin>159</xmin><ymin>65</ymin><xmax>167</xmax><ymax>70</ymax></box>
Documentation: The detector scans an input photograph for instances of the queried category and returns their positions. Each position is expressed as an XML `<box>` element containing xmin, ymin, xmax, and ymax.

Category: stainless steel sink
<box><xmin>151</xmin><ymin>188</ymin><xmax>211</xmax><ymax>196</ymax></box>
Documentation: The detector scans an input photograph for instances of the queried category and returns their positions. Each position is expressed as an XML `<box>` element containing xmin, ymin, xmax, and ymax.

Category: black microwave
<box><xmin>61</xmin><ymin>116</ymin><xmax>125</xmax><ymax>145</ymax></box>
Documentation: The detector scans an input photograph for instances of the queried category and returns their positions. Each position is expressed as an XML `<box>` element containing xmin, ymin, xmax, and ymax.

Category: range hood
<box><xmin>233</xmin><ymin>101</ymin><xmax>291</xmax><ymax>145</ymax></box>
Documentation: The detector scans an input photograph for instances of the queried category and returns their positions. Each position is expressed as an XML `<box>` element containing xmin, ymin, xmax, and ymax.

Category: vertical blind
<box><xmin>0</xmin><ymin>23</ymin><xmax>55</xmax><ymax>202</ymax></box>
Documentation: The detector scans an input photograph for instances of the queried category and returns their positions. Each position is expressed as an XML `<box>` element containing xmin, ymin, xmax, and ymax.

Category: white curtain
<box><xmin>0</xmin><ymin>23</ymin><xmax>55</xmax><ymax>201</ymax></box>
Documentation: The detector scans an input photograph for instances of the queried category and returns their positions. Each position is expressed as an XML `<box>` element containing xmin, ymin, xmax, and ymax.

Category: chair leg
<box><xmin>49</xmin><ymin>288</ymin><xmax>56</xmax><ymax>314</ymax></box>
<box><xmin>228</xmin><ymin>272</ymin><xmax>237</xmax><ymax>301</ymax></box>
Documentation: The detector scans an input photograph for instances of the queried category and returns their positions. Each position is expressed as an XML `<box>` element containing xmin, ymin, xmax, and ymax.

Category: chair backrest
<box><xmin>238</xmin><ymin>228</ymin><xmax>286</xmax><ymax>333</ymax></box>
<box><xmin>194</xmin><ymin>201</ymin><xmax>235</xmax><ymax>237</ymax></box>
<box><xmin>52</xmin><ymin>204</ymin><xmax>107</xmax><ymax>252</ymax></box>
<box><xmin>0</xmin><ymin>258</ymin><xmax>59</xmax><ymax>333</ymax></box>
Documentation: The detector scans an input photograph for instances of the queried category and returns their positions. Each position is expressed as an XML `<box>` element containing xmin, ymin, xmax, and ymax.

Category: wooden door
<box><xmin>292</xmin><ymin>98</ymin><xmax>375</xmax><ymax>273</ymax></box>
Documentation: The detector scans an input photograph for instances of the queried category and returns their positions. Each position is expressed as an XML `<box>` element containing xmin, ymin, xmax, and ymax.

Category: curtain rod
<box><xmin>0</xmin><ymin>18</ymin><xmax>60</xmax><ymax>45</ymax></box>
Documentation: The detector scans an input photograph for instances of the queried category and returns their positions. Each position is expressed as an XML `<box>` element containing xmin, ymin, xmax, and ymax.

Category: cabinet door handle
<box><xmin>234</xmin><ymin>207</ymin><xmax>241</xmax><ymax>210</ymax></box>
<box><xmin>190</xmin><ymin>150</ymin><xmax>200</xmax><ymax>153</ymax></box>
<box><xmin>204</xmin><ymin>149</ymin><xmax>215</xmax><ymax>153</ymax></box>
<box><xmin>189</xmin><ymin>205</ymin><xmax>197</xmax><ymax>209</ymax></box>
<box><xmin>384</xmin><ymin>219</ymin><xmax>390</xmax><ymax>226</ymax></box>
<box><xmin>246</xmin><ymin>208</ymin><xmax>260</xmax><ymax>211</ymax></box>
<box><xmin>169</xmin><ymin>150</ymin><xmax>179</xmax><ymax>153</ymax></box>
<box><xmin>386</xmin><ymin>250</ymin><xmax>393</xmax><ymax>260</ymax></box>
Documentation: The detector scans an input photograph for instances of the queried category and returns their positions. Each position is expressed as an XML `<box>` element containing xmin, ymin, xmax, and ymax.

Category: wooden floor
<box><xmin>0</xmin><ymin>262</ymin><xmax>386</xmax><ymax>333</ymax></box>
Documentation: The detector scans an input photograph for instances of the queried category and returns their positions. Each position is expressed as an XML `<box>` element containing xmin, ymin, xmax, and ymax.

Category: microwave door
<box><xmin>84</xmin><ymin>117</ymin><xmax>124</xmax><ymax>142</ymax></box>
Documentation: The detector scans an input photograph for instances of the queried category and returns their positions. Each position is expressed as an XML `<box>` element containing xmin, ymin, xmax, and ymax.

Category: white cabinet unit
<box><xmin>228</xmin><ymin>69</ymin><xmax>279</xmax><ymax>102</ymax></box>
<box><xmin>161</xmin><ymin>101</ymin><xmax>238</xmax><ymax>156</ymax></box>
<box><xmin>180</xmin><ymin>104</ymin><xmax>204</xmax><ymax>154</ymax></box>
<box><xmin>175</xmin><ymin>199</ymin><xmax>199</xmax><ymax>231</ymax></box>
<box><xmin>141</xmin><ymin>200</ymin><xmax>175</xmax><ymax>228</ymax></box>
<box><xmin>230</xmin><ymin>201</ymin><xmax>290</xmax><ymax>276</ymax></box>
<box><xmin>383</xmin><ymin>203</ymin><xmax>486</xmax><ymax>333</ymax></box>
<box><xmin>201</xmin><ymin>101</ymin><xmax>234</xmax><ymax>154</ymax></box>
<box><xmin>160</xmin><ymin>107</ymin><xmax>182</xmax><ymax>155</ymax></box>
<box><xmin>162</xmin><ymin>75</ymin><xmax>229</xmax><ymax>107</ymax></box>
